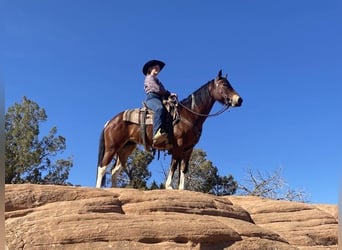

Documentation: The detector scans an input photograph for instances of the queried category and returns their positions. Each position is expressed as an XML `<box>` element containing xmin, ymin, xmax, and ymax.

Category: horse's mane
<box><xmin>180</xmin><ymin>80</ymin><xmax>213</xmax><ymax>108</ymax></box>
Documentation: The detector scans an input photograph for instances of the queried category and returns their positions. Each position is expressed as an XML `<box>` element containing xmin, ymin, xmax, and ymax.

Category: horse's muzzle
<box><xmin>230</xmin><ymin>95</ymin><xmax>243</xmax><ymax>107</ymax></box>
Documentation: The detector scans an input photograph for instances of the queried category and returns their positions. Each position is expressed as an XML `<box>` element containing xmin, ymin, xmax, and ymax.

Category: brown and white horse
<box><xmin>96</xmin><ymin>70</ymin><xmax>243</xmax><ymax>189</ymax></box>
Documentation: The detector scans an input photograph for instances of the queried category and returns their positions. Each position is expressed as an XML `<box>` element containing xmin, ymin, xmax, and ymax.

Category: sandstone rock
<box><xmin>5</xmin><ymin>184</ymin><xmax>338</xmax><ymax>249</ymax></box>
<box><xmin>229</xmin><ymin>196</ymin><xmax>338</xmax><ymax>249</ymax></box>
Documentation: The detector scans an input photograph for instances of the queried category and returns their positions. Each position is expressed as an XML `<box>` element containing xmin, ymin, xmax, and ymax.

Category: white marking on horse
<box><xmin>104</xmin><ymin>120</ymin><xmax>109</xmax><ymax>128</ymax></box>
<box><xmin>165</xmin><ymin>170</ymin><xmax>174</xmax><ymax>190</ymax></box>
<box><xmin>191</xmin><ymin>94</ymin><xmax>196</xmax><ymax>110</ymax></box>
<box><xmin>179</xmin><ymin>171</ymin><xmax>185</xmax><ymax>190</ymax></box>
<box><xmin>96</xmin><ymin>165</ymin><xmax>107</xmax><ymax>188</ymax></box>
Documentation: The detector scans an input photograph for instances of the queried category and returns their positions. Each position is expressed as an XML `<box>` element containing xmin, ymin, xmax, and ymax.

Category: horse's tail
<box><xmin>97</xmin><ymin>128</ymin><xmax>105</xmax><ymax>167</ymax></box>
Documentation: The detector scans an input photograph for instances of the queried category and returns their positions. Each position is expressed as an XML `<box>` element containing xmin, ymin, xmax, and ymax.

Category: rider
<box><xmin>143</xmin><ymin>59</ymin><xmax>174</xmax><ymax>146</ymax></box>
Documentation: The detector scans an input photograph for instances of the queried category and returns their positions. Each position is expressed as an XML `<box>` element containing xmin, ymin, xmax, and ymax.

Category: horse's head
<box><xmin>209</xmin><ymin>70</ymin><xmax>243</xmax><ymax>107</ymax></box>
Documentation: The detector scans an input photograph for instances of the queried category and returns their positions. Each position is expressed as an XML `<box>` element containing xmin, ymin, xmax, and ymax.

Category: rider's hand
<box><xmin>169</xmin><ymin>93</ymin><xmax>178</xmax><ymax>103</ymax></box>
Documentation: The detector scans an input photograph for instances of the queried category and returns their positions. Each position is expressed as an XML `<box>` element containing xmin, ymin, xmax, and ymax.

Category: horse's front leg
<box><xmin>178</xmin><ymin>160</ymin><xmax>187</xmax><ymax>190</ymax></box>
<box><xmin>179</xmin><ymin>171</ymin><xmax>185</xmax><ymax>190</ymax></box>
<box><xmin>178</xmin><ymin>149</ymin><xmax>193</xmax><ymax>190</ymax></box>
<box><xmin>165</xmin><ymin>158</ymin><xmax>179</xmax><ymax>190</ymax></box>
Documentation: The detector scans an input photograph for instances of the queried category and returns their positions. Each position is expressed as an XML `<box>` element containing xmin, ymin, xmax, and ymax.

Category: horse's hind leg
<box><xmin>111</xmin><ymin>142</ymin><xmax>137</xmax><ymax>187</ymax></box>
<box><xmin>96</xmin><ymin>166</ymin><xmax>107</xmax><ymax>188</ymax></box>
<box><xmin>96</xmin><ymin>150</ymin><xmax>116</xmax><ymax>188</ymax></box>
<box><xmin>110</xmin><ymin>158</ymin><xmax>122</xmax><ymax>188</ymax></box>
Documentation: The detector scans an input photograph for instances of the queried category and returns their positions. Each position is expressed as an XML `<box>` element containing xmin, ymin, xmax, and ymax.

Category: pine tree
<box><xmin>5</xmin><ymin>96</ymin><xmax>73</xmax><ymax>184</ymax></box>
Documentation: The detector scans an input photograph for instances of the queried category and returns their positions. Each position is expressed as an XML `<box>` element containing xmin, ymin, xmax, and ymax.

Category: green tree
<box><xmin>5</xmin><ymin>96</ymin><xmax>73</xmax><ymax>184</ymax></box>
<box><xmin>115</xmin><ymin>146</ymin><xmax>154</xmax><ymax>189</ymax></box>
<box><xmin>211</xmin><ymin>174</ymin><xmax>238</xmax><ymax>196</ymax></box>
<box><xmin>148</xmin><ymin>180</ymin><xmax>160</xmax><ymax>190</ymax></box>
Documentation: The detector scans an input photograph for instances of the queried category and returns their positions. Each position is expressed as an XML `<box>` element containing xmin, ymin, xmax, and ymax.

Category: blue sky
<box><xmin>2</xmin><ymin>1</ymin><xmax>341</xmax><ymax>204</ymax></box>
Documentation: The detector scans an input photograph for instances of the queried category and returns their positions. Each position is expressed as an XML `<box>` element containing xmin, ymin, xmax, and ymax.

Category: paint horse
<box><xmin>96</xmin><ymin>70</ymin><xmax>243</xmax><ymax>189</ymax></box>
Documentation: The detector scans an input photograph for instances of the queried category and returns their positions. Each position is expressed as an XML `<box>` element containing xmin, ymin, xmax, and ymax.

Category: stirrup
<box><xmin>152</xmin><ymin>129</ymin><xmax>168</xmax><ymax>144</ymax></box>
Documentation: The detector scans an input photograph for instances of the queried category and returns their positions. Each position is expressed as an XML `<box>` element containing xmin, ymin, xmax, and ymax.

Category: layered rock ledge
<box><xmin>5</xmin><ymin>184</ymin><xmax>338</xmax><ymax>249</ymax></box>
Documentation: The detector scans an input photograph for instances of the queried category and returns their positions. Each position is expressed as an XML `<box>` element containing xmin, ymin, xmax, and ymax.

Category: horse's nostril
<box><xmin>237</xmin><ymin>97</ymin><xmax>243</xmax><ymax>106</ymax></box>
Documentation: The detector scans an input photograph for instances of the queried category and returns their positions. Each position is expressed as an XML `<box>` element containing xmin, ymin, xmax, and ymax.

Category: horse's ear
<box><xmin>217</xmin><ymin>69</ymin><xmax>222</xmax><ymax>78</ymax></box>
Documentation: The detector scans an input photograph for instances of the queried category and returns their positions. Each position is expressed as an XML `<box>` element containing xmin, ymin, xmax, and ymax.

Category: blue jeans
<box><xmin>145</xmin><ymin>93</ymin><xmax>166</xmax><ymax>136</ymax></box>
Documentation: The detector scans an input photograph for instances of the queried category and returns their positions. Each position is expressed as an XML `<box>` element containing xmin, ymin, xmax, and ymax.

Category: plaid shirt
<box><xmin>144</xmin><ymin>75</ymin><xmax>169</xmax><ymax>96</ymax></box>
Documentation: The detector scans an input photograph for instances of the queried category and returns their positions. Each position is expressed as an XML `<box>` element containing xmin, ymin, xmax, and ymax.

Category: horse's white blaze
<box><xmin>96</xmin><ymin>166</ymin><xmax>107</xmax><ymax>188</ymax></box>
<box><xmin>231</xmin><ymin>94</ymin><xmax>241</xmax><ymax>107</ymax></box>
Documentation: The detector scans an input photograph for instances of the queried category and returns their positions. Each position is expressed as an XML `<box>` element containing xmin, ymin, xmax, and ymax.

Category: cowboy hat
<box><xmin>142</xmin><ymin>60</ymin><xmax>165</xmax><ymax>75</ymax></box>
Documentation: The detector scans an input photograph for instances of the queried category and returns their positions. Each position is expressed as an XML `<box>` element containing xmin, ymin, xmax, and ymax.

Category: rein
<box><xmin>178</xmin><ymin>100</ymin><xmax>230</xmax><ymax>117</ymax></box>
<box><xmin>173</xmin><ymin>89</ymin><xmax>229</xmax><ymax>117</ymax></box>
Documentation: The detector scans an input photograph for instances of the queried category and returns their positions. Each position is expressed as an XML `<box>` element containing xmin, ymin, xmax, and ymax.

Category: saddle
<box><xmin>122</xmin><ymin>96</ymin><xmax>180</xmax><ymax>150</ymax></box>
<box><xmin>123</xmin><ymin>108</ymin><xmax>153</xmax><ymax>125</ymax></box>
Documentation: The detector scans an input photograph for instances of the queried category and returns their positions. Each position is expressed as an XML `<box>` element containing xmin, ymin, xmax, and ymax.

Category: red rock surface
<box><xmin>5</xmin><ymin>184</ymin><xmax>338</xmax><ymax>249</ymax></box>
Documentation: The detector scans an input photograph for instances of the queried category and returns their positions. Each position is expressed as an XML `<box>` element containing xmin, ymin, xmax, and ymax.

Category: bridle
<box><xmin>176</xmin><ymin>78</ymin><xmax>231</xmax><ymax>118</ymax></box>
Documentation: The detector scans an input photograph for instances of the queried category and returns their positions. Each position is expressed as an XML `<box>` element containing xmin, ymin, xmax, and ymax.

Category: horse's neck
<box><xmin>191</xmin><ymin>94</ymin><xmax>215</xmax><ymax>117</ymax></box>
<box><xmin>181</xmin><ymin>81</ymin><xmax>216</xmax><ymax>124</ymax></box>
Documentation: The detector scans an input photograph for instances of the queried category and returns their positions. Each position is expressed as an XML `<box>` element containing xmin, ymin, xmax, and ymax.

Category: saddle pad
<box><xmin>123</xmin><ymin>108</ymin><xmax>153</xmax><ymax>125</ymax></box>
